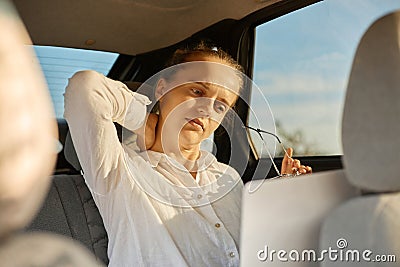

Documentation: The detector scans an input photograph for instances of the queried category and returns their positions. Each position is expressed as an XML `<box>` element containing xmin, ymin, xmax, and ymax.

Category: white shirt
<box><xmin>64</xmin><ymin>70</ymin><xmax>243</xmax><ymax>267</ymax></box>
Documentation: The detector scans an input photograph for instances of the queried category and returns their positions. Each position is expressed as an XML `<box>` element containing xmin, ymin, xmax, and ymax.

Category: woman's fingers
<box><xmin>306</xmin><ymin>166</ymin><xmax>312</xmax><ymax>173</ymax></box>
<box><xmin>281</xmin><ymin>147</ymin><xmax>292</xmax><ymax>165</ymax></box>
<box><xmin>280</xmin><ymin>147</ymin><xmax>312</xmax><ymax>176</ymax></box>
<box><xmin>298</xmin><ymin>165</ymin><xmax>307</xmax><ymax>174</ymax></box>
<box><xmin>286</xmin><ymin>147</ymin><xmax>293</xmax><ymax>158</ymax></box>
<box><xmin>281</xmin><ymin>147</ymin><xmax>294</xmax><ymax>174</ymax></box>
<box><xmin>297</xmin><ymin>165</ymin><xmax>313</xmax><ymax>174</ymax></box>
<box><xmin>293</xmin><ymin>159</ymin><xmax>301</xmax><ymax>169</ymax></box>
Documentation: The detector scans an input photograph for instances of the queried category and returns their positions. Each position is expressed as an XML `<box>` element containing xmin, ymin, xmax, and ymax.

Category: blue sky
<box><xmin>251</xmin><ymin>0</ymin><xmax>400</xmax><ymax>155</ymax></box>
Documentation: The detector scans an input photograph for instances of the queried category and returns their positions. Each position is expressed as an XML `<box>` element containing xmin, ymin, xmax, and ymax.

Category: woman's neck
<box><xmin>149</xmin><ymin>121</ymin><xmax>201</xmax><ymax>170</ymax></box>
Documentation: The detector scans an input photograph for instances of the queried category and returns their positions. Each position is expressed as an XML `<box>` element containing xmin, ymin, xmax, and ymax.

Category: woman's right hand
<box><xmin>281</xmin><ymin>147</ymin><xmax>312</xmax><ymax>175</ymax></box>
<box><xmin>135</xmin><ymin>113</ymin><xmax>158</xmax><ymax>151</ymax></box>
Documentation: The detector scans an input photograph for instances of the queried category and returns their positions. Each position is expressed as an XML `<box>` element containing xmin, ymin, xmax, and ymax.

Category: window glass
<box><xmin>34</xmin><ymin>46</ymin><xmax>119</xmax><ymax>118</ymax></box>
<box><xmin>251</xmin><ymin>0</ymin><xmax>400</xmax><ymax>156</ymax></box>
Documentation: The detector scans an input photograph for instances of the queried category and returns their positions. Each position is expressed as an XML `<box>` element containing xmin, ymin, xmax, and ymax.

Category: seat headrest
<box><xmin>342</xmin><ymin>11</ymin><xmax>400</xmax><ymax>192</ymax></box>
<box><xmin>64</xmin><ymin>131</ymin><xmax>82</xmax><ymax>171</ymax></box>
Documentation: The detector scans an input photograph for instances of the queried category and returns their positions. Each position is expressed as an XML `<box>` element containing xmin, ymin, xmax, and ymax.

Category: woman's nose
<box><xmin>197</xmin><ymin>97</ymin><xmax>214</xmax><ymax>117</ymax></box>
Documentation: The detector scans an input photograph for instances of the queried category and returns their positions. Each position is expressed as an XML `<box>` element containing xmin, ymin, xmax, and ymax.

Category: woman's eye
<box><xmin>191</xmin><ymin>88</ymin><xmax>203</xmax><ymax>95</ymax></box>
<box><xmin>215</xmin><ymin>103</ymin><xmax>227</xmax><ymax>113</ymax></box>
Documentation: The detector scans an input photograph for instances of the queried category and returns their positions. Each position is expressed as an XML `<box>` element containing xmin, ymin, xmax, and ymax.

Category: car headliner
<box><xmin>12</xmin><ymin>0</ymin><xmax>284</xmax><ymax>55</ymax></box>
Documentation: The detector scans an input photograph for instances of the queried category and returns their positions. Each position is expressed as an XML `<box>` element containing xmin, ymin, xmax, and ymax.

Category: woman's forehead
<box><xmin>169</xmin><ymin>61</ymin><xmax>242</xmax><ymax>94</ymax></box>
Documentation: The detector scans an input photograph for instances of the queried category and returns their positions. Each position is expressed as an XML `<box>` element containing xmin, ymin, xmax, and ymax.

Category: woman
<box><xmin>64</xmin><ymin>42</ymin><xmax>311</xmax><ymax>267</ymax></box>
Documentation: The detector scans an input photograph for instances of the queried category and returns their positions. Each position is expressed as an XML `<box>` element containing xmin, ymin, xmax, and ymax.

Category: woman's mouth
<box><xmin>186</xmin><ymin>118</ymin><xmax>204</xmax><ymax>131</ymax></box>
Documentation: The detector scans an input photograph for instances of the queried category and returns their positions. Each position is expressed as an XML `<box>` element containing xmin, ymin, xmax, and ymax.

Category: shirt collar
<box><xmin>139</xmin><ymin>150</ymin><xmax>217</xmax><ymax>170</ymax></box>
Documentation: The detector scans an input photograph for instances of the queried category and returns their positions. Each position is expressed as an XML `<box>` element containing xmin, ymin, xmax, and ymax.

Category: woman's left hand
<box><xmin>281</xmin><ymin>147</ymin><xmax>312</xmax><ymax>175</ymax></box>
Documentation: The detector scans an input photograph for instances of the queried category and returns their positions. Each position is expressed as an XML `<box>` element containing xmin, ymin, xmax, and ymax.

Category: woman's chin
<box><xmin>179</xmin><ymin>130</ymin><xmax>205</xmax><ymax>145</ymax></box>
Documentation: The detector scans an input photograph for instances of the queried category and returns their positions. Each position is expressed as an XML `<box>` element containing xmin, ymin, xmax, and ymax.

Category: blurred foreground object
<box><xmin>0</xmin><ymin>0</ymin><xmax>56</xmax><ymax>239</ymax></box>
<box><xmin>0</xmin><ymin>1</ymin><xmax>102</xmax><ymax>266</ymax></box>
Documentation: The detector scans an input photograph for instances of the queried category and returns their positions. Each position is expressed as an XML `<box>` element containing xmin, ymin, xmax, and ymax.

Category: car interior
<box><xmin>4</xmin><ymin>0</ymin><xmax>399</xmax><ymax>265</ymax></box>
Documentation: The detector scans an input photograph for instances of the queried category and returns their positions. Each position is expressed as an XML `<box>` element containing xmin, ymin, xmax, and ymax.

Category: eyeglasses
<box><xmin>243</xmin><ymin>125</ymin><xmax>296</xmax><ymax>178</ymax></box>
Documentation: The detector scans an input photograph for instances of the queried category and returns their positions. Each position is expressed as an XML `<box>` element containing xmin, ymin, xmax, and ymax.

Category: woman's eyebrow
<box><xmin>217</xmin><ymin>96</ymin><xmax>232</xmax><ymax>107</ymax></box>
<box><xmin>194</xmin><ymin>81</ymin><xmax>233</xmax><ymax>106</ymax></box>
<box><xmin>194</xmin><ymin>82</ymin><xmax>210</xmax><ymax>90</ymax></box>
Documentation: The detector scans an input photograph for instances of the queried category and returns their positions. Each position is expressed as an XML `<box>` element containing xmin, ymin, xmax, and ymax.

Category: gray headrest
<box><xmin>342</xmin><ymin>11</ymin><xmax>400</xmax><ymax>192</ymax></box>
<box><xmin>64</xmin><ymin>131</ymin><xmax>82</xmax><ymax>171</ymax></box>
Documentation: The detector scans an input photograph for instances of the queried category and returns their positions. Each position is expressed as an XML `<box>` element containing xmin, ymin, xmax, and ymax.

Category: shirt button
<box><xmin>197</xmin><ymin>194</ymin><xmax>203</xmax><ymax>199</ymax></box>
<box><xmin>215</xmin><ymin>223</ymin><xmax>221</xmax><ymax>228</ymax></box>
<box><xmin>229</xmin><ymin>252</ymin><xmax>235</xmax><ymax>258</ymax></box>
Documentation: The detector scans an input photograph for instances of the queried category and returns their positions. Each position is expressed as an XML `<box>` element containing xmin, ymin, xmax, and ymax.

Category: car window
<box><xmin>251</xmin><ymin>0</ymin><xmax>400</xmax><ymax>157</ymax></box>
<box><xmin>34</xmin><ymin>46</ymin><xmax>119</xmax><ymax>118</ymax></box>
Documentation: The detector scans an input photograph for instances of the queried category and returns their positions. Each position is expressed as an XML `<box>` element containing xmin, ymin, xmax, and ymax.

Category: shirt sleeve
<box><xmin>64</xmin><ymin>70</ymin><xmax>151</xmax><ymax>193</ymax></box>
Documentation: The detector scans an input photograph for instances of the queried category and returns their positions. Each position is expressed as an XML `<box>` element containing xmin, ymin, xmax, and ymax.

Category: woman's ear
<box><xmin>155</xmin><ymin>78</ymin><xmax>167</xmax><ymax>101</ymax></box>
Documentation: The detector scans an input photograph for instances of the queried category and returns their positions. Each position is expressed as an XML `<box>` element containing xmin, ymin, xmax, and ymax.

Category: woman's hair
<box><xmin>165</xmin><ymin>40</ymin><xmax>244</xmax><ymax>73</ymax></box>
<box><xmin>163</xmin><ymin>40</ymin><xmax>245</xmax><ymax>97</ymax></box>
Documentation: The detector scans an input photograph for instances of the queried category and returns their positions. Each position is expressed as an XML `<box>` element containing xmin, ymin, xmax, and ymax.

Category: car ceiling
<box><xmin>12</xmin><ymin>0</ymin><xmax>284</xmax><ymax>55</ymax></box>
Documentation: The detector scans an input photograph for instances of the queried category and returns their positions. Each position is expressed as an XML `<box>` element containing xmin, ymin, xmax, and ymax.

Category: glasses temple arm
<box><xmin>243</xmin><ymin>125</ymin><xmax>290</xmax><ymax>160</ymax></box>
<box><xmin>242</xmin><ymin>125</ymin><xmax>282</xmax><ymax>143</ymax></box>
<box><xmin>242</xmin><ymin>125</ymin><xmax>283</xmax><ymax>176</ymax></box>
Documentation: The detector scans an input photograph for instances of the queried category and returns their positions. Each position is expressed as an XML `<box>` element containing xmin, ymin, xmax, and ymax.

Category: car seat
<box><xmin>319</xmin><ymin>10</ymin><xmax>400</xmax><ymax>266</ymax></box>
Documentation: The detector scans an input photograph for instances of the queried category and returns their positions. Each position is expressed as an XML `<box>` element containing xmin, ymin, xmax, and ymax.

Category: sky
<box><xmin>34</xmin><ymin>0</ymin><xmax>400</xmax><ymax>157</ymax></box>
<box><xmin>251</xmin><ymin>0</ymin><xmax>400</xmax><ymax>156</ymax></box>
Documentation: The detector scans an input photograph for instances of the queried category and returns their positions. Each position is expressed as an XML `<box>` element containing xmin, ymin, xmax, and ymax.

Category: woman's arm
<box><xmin>64</xmin><ymin>70</ymin><xmax>151</xmax><ymax>192</ymax></box>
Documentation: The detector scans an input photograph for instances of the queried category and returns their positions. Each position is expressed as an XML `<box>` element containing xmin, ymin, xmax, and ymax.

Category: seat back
<box><xmin>320</xmin><ymin>11</ymin><xmax>400</xmax><ymax>266</ymax></box>
<box><xmin>27</xmin><ymin>174</ymin><xmax>109</xmax><ymax>265</ymax></box>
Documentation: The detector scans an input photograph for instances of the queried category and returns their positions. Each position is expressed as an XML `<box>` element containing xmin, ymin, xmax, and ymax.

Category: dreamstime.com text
<box><xmin>257</xmin><ymin>238</ymin><xmax>396</xmax><ymax>263</ymax></box>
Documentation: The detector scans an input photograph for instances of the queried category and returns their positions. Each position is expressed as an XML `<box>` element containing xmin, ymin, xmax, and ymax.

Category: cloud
<box><xmin>260</xmin><ymin>101</ymin><xmax>343</xmax><ymax>154</ymax></box>
<box><xmin>249</xmin><ymin>51</ymin><xmax>348</xmax><ymax>155</ymax></box>
<box><xmin>253</xmin><ymin>50</ymin><xmax>350</xmax><ymax>96</ymax></box>
<box><xmin>255</xmin><ymin>72</ymin><xmax>342</xmax><ymax>95</ymax></box>
<box><xmin>248</xmin><ymin>90</ymin><xmax>345</xmax><ymax>155</ymax></box>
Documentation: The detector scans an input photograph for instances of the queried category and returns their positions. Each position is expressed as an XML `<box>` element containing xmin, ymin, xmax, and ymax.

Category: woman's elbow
<box><xmin>64</xmin><ymin>70</ymin><xmax>105</xmax><ymax>117</ymax></box>
<box><xmin>65</xmin><ymin>70</ymin><xmax>102</xmax><ymax>96</ymax></box>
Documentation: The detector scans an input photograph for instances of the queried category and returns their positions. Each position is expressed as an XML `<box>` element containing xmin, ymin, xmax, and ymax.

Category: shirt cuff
<box><xmin>123</xmin><ymin>92</ymin><xmax>152</xmax><ymax>131</ymax></box>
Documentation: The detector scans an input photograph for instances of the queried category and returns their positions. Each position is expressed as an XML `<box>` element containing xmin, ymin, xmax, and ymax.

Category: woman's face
<box><xmin>156</xmin><ymin>56</ymin><xmax>240</xmax><ymax>148</ymax></box>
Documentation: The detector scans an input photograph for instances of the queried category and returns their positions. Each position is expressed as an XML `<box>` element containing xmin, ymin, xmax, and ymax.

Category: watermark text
<box><xmin>257</xmin><ymin>238</ymin><xmax>396</xmax><ymax>263</ymax></box>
